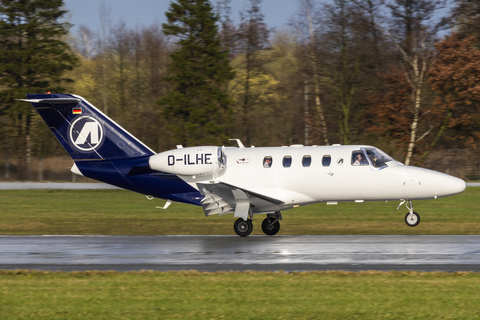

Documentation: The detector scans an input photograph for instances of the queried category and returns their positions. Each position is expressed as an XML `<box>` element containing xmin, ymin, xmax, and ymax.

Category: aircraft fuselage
<box><xmin>150</xmin><ymin>144</ymin><xmax>466</xmax><ymax>214</ymax></box>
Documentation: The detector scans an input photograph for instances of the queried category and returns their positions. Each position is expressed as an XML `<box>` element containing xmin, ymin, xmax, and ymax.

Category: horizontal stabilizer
<box><xmin>18</xmin><ymin>98</ymin><xmax>81</xmax><ymax>105</ymax></box>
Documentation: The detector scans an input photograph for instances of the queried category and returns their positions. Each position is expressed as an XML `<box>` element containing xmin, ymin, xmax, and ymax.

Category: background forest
<box><xmin>1</xmin><ymin>0</ymin><xmax>480</xmax><ymax>181</ymax></box>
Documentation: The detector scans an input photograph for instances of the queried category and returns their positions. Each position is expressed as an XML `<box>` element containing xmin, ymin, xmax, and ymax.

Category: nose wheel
<box><xmin>399</xmin><ymin>200</ymin><xmax>421</xmax><ymax>227</ymax></box>
<box><xmin>234</xmin><ymin>218</ymin><xmax>253</xmax><ymax>237</ymax></box>
<box><xmin>405</xmin><ymin>211</ymin><xmax>420</xmax><ymax>227</ymax></box>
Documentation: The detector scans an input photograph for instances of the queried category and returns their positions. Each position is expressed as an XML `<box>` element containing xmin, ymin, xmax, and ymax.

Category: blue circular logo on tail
<box><xmin>69</xmin><ymin>116</ymin><xmax>104</xmax><ymax>152</ymax></box>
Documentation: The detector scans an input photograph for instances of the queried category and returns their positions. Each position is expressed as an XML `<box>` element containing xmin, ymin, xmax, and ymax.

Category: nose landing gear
<box><xmin>405</xmin><ymin>211</ymin><xmax>421</xmax><ymax>227</ymax></box>
<box><xmin>399</xmin><ymin>200</ymin><xmax>421</xmax><ymax>227</ymax></box>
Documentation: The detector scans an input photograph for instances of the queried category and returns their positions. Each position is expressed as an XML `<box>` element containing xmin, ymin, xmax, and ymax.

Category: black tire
<box><xmin>261</xmin><ymin>217</ymin><xmax>280</xmax><ymax>236</ymax></box>
<box><xmin>234</xmin><ymin>218</ymin><xmax>253</xmax><ymax>237</ymax></box>
<box><xmin>404</xmin><ymin>211</ymin><xmax>420</xmax><ymax>227</ymax></box>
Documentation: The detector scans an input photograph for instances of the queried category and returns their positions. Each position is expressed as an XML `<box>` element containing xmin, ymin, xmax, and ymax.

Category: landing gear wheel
<box><xmin>405</xmin><ymin>211</ymin><xmax>420</xmax><ymax>227</ymax></box>
<box><xmin>261</xmin><ymin>217</ymin><xmax>280</xmax><ymax>236</ymax></box>
<box><xmin>234</xmin><ymin>218</ymin><xmax>253</xmax><ymax>237</ymax></box>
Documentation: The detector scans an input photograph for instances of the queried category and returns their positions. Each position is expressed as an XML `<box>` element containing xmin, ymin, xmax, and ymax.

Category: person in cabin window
<box><xmin>264</xmin><ymin>157</ymin><xmax>272</xmax><ymax>168</ymax></box>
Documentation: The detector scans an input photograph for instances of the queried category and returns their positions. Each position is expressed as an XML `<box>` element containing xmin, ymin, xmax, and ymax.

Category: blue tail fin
<box><xmin>20</xmin><ymin>93</ymin><xmax>201</xmax><ymax>206</ymax></box>
<box><xmin>22</xmin><ymin>93</ymin><xmax>155</xmax><ymax>160</ymax></box>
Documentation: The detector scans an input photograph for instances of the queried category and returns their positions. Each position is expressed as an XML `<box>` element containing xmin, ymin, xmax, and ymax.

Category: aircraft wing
<box><xmin>197</xmin><ymin>182</ymin><xmax>283</xmax><ymax>219</ymax></box>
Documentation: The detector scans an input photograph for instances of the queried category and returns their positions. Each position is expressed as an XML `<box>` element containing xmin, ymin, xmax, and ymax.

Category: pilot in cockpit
<box><xmin>368</xmin><ymin>154</ymin><xmax>378</xmax><ymax>167</ymax></box>
<box><xmin>352</xmin><ymin>153</ymin><xmax>368</xmax><ymax>166</ymax></box>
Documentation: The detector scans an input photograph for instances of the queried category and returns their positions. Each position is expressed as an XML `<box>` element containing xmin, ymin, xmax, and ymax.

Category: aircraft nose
<box><xmin>448</xmin><ymin>176</ymin><xmax>466</xmax><ymax>194</ymax></box>
<box><xmin>439</xmin><ymin>175</ymin><xmax>466</xmax><ymax>197</ymax></box>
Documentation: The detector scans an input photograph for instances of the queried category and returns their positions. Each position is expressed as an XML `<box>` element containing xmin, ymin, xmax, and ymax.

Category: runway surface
<box><xmin>1</xmin><ymin>235</ymin><xmax>480</xmax><ymax>272</ymax></box>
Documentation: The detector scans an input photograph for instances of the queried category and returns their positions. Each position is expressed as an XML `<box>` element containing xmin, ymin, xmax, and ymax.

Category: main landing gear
<box><xmin>262</xmin><ymin>212</ymin><xmax>282</xmax><ymax>236</ymax></box>
<box><xmin>234</xmin><ymin>218</ymin><xmax>253</xmax><ymax>237</ymax></box>
<box><xmin>233</xmin><ymin>211</ymin><xmax>283</xmax><ymax>237</ymax></box>
<box><xmin>399</xmin><ymin>200</ymin><xmax>421</xmax><ymax>227</ymax></box>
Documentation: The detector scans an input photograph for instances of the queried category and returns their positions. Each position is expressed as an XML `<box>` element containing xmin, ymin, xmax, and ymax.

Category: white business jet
<box><xmin>21</xmin><ymin>94</ymin><xmax>466</xmax><ymax>237</ymax></box>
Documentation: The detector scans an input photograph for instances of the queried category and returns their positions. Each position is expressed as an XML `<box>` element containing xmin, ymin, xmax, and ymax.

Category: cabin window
<box><xmin>352</xmin><ymin>151</ymin><xmax>368</xmax><ymax>166</ymax></box>
<box><xmin>322</xmin><ymin>155</ymin><xmax>331</xmax><ymax>167</ymax></box>
<box><xmin>302</xmin><ymin>155</ymin><xmax>312</xmax><ymax>167</ymax></box>
<box><xmin>263</xmin><ymin>156</ymin><xmax>273</xmax><ymax>168</ymax></box>
<box><xmin>283</xmin><ymin>156</ymin><xmax>292</xmax><ymax>168</ymax></box>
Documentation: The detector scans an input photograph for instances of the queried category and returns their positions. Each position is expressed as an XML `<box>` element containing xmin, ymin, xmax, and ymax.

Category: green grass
<box><xmin>0</xmin><ymin>188</ymin><xmax>479</xmax><ymax>235</ymax></box>
<box><xmin>1</xmin><ymin>191</ymin><xmax>479</xmax><ymax>319</ymax></box>
<box><xmin>0</xmin><ymin>270</ymin><xmax>480</xmax><ymax>319</ymax></box>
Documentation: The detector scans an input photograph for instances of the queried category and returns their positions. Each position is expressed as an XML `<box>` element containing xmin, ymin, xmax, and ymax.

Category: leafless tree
<box><xmin>439</xmin><ymin>0</ymin><xmax>480</xmax><ymax>38</ymax></box>
<box><xmin>396</xmin><ymin>33</ymin><xmax>433</xmax><ymax>165</ymax></box>
<box><xmin>319</xmin><ymin>0</ymin><xmax>367</xmax><ymax>145</ymax></box>
<box><xmin>298</xmin><ymin>0</ymin><xmax>330</xmax><ymax>145</ymax></box>
<box><xmin>77</xmin><ymin>25</ymin><xmax>99</xmax><ymax>59</ymax></box>
<box><xmin>388</xmin><ymin>0</ymin><xmax>442</xmax><ymax>164</ymax></box>
<box><xmin>110</xmin><ymin>20</ymin><xmax>133</xmax><ymax>114</ymax></box>
<box><xmin>237</xmin><ymin>0</ymin><xmax>270</xmax><ymax>145</ymax></box>
<box><xmin>388</xmin><ymin>0</ymin><xmax>444</xmax><ymax>55</ymax></box>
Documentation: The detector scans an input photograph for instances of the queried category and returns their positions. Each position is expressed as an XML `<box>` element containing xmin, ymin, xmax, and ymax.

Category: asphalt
<box><xmin>1</xmin><ymin>235</ymin><xmax>480</xmax><ymax>272</ymax></box>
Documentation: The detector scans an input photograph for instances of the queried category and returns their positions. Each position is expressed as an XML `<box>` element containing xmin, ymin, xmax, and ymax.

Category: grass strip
<box><xmin>0</xmin><ymin>270</ymin><xmax>479</xmax><ymax>319</ymax></box>
<box><xmin>0</xmin><ymin>188</ymin><xmax>479</xmax><ymax>235</ymax></box>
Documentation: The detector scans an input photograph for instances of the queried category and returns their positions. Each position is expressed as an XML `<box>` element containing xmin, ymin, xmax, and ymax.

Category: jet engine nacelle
<box><xmin>149</xmin><ymin>146</ymin><xmax>226</xmax><ymax>177</ymax></box>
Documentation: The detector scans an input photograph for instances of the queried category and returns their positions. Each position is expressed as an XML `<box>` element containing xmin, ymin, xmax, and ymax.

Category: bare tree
<box><xmin>320</xmin><ymin>0</ymin><xmax>366</xmax><ymax>145</ymax></box>
<box><xmin>388</xmin><ymin>0</ymin><xmax>444</xmax><ymax>55</ymax></box>
<box><xmin>439</xmin><ymin>0</ymin><xmax>480</xmax><ymax>38</ymax></box>
<box><xmin>110</xmin><ymin>20</ymin><xmax>133</xmax><ymax>114</ymax></box>
<box><xmin>388</xmin><ymin>0</ymin><xmax>442</xmax><ymax>164</ymax></box>
<box><xmin>351</xmin><ymin>0</ymin><xmax>387</xmax><ymax>72</ymax></box>
<box><xmin>291</xmin><ymin>0</ymin><xmax>331</xmax><ymax>145</ymax></box>
<box><xmin>216</xmin><ymin>0</ymin><xmax>238</xmax><ymax>58</ymax></box>
<box><xmin>141</xmin><ymin>25</ymin><xmax>168</xmax><ymax>98</ymax></box>
<box><xmin>305</xmin><ymin>0</ymin><xmax>330</xmax><ymax>145</ymax></box>
<box><xmin>237</xmin><ymin>0</ymin><xmax>270</xmax><ymax>145</ymax></box>
<box><xmin>396</xmin><ymin>33</ymin><xmax>433</xmax><ymax>165</ymax></box>
<box><xmin>77</xmin><ymin>25</ymin><xmax>99</xmax><ymax>59</ymax></box>
<box><xmin>99</xmin><ymin>1</ymin><xmax>111</xmax><ymax>115</ymax></box>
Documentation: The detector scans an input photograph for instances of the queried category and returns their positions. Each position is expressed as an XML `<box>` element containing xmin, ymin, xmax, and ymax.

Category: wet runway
<box><xmin>1</xmin><ymin>235</ymin><xmax>480</xmax><ymax>272</ymax></box>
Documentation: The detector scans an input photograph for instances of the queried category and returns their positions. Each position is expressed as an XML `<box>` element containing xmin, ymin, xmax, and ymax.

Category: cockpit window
<box><xmin>352</xmin><ymin>151</ymin><xmax>368</xmax><ymax>166</ymax></box>
<box><xmin>263</xmin><ymin>156</ymin><xmax>273</xmax><ymax>168</ymax></box>
<box><xmin>364</xmin><ymin>148</ymin><xmax>395</xmax><ymax>168</ymax></box>
<box><xmin>283</xmin><ymin>156</ymin><xmax>292</xmax><ymax>168</ymax></box>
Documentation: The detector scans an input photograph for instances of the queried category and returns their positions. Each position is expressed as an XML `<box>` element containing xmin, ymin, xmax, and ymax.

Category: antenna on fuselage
<box><xmin>229</xmin><ymin>139</ymin><xmax>245</xmax><ymax>149</ymax></box>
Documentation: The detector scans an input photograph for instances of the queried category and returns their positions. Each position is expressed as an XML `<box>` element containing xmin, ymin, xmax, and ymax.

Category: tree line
<box><xmin>1</xmin><ymin>0</ymin><xmax>480</xmax><ymax>180</ymax></box>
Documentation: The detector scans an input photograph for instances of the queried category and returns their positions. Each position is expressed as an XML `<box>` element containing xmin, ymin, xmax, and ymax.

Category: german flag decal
<box><xmin>72</xmin><ymin>108</ymin><xmax>82</xmax><ymax>115</ymax></box>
